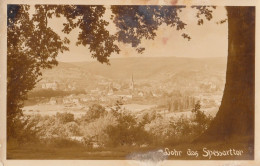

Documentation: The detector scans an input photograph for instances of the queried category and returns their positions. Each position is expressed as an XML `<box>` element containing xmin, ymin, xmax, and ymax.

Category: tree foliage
<box><xmin>105</xmin><ymin>112</ymin><xmax>150</xmax><ymax>146</ymax></box>
<box><xmin>7</xmin><ymin>5</ymin><xmax>69</xmax><ymax>138</ymax></box>
<box><xmin>191</xmin><ymin>101</ymin><xmax>212</xmax><ymax>133</ymax></box>
<box><xmin>82</xmin><ymin>104</ymin><xmax>107</xmax><ymax>122</ymax></box>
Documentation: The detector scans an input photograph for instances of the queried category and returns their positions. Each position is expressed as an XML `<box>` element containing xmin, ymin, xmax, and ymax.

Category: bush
<box><xmin>9</xmin><ymin>100</ymin><xmax>213</xmax><ymax>149</ymax></box>
<box><xmin>142</xmin><ymin>101</ymin><xmax>213</xmax><ymax>146</ymax></box>
<box><xmin>56</xmin><ymin>112</ymin><xmax>74</xmax><ymax>124</ymax></box>
<box><xmin>139</xmin><ymin>112</ymin><xmax>157</xmax><ymax>127</ymax></box>
<box><xmin>166</xmin><ymin>116</ymin><xmax>195</xmax><ymax>144</ymax></box>
<box><xmin>163</xmin><ymin>101</ymin><xmax>213</xmax><ymax>145</ymax></box>
<box><xmin>81</xmin><ymin>104</ymin><xmax>107</xmax><ymax>122</ymax></box>
<box><xmin>105</xmin><ymin>112</ymin><xmax>151</xmax><ymax>147</ymax></box>
<box><xmin>7</xmin><ymin>115</ymin><xmax>40</xmax><ymax>146</ymax></box>
<box><xmin>191</xmin><ymin>101</ymin><xmax>213</xmax><ymax>134</ymax></box>
<box><xmin>29</xmin><ymin>114</ymin><xmax>80</xmax><ymax>139</ymax></box>
<box><xmin>79</xmin><ymin>112</ymin><xmax>117</xmax><ymax>145</ymax></box>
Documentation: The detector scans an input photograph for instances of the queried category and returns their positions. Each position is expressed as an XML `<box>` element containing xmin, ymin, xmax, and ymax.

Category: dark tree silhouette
<box><xmin>199</xmin><ymin>7</ymin><xmax>255</xmax><ymax>141</ymax></box>
<box><xmin>7</xmin><ymin>5</ymin><xmax>119</xmax><ymax>139</ymax></box>
<box><xmin>7</xmin><ymin>5</ymin><xmax>69</xmax><ymax>138</ymax></box>
<box><xmin>7</xmin><ymin>5</ymin><xmax>254</xmax><ymax>145</ymax></box>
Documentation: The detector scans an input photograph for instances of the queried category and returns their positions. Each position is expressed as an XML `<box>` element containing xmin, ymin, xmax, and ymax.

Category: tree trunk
<box><xmin>198</xmin><ymin>7</ymin><xmax>255</xmax><ymax>142</ymax></box>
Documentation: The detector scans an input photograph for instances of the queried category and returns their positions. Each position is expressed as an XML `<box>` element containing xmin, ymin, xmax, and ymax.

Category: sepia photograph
<box><xmin>0</xmin><ymin>0</ymin><xmax>257</xmax><ymax>164</ymax></box>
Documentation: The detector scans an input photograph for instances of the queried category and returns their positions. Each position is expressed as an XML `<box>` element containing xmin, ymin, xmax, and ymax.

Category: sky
<box><xmin>47</xmin><ymin>6</ymin><xmax>228</xmax><ymax>62</ymax></box>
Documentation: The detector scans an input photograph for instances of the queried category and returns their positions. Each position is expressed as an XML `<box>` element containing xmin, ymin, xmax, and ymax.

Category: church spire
<box><xmin>130</xmin><ymin>73</ymin><xmax>134</xmax><ymax>91</ymax></box>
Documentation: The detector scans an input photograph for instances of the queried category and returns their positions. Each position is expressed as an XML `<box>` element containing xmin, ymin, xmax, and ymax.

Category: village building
<box><xmin>129</xmin><ymin>73</ymin><xmax>135</xmax><ymax>92</ymax></box>
<box><xmin>49</xmin><ymin>97</ymin><xmax>57</xmax><ymax>105</ymax></box>
<box><xmin>41</xmin><ymin>81</ymin><xmax>58</xmax><ymax>90</ymax></box>
<box><xmin>113</xmin><ymin>91</ymin><xmax>132</xmax><ymax>101</ymax></box>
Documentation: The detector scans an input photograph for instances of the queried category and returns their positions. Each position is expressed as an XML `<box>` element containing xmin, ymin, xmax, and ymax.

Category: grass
<box><xmin>7</xmin><ymin>138</ymin><xmax>253</xmax><ymax>160</ymax></box>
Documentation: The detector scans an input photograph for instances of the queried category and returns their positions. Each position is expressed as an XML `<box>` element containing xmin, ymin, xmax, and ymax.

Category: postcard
<box><xmin>0</xmin><ymin>0</ymin><xmax>259</xmax><ymax>166</ymax></box>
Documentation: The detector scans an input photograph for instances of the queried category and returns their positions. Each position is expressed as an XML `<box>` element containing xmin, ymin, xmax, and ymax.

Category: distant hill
<box><xmin>71</xmin><ymin>56</ymin><xmax>227</xmax><ymax>80</ymax></box>
<box><xmin>36</xmin><ymin>56</ymin><xmax>227</xmax><ymax>90</ymax></box>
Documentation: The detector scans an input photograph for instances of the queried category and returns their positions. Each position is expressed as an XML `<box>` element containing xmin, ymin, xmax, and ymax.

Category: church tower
<box><xmin>130</xmin><ymin>73</ymin><xmax>134</xmax><ymax>91</ymax></box>
<box><xmin>108</xmin><ymin>82</ymin><xmax>114</xmax><ymax>95</ymax></box>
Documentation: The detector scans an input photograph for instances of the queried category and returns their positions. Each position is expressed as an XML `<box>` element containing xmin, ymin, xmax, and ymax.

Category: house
<box><xmin>69</xmin><ymin>136</ymin><xmax>85</xmax><ymax>143</ymax></box>
<box><xmin>49</xmin><ymin>97</ymin><xmax>57</xmax><ymax>105</ymax></box>
<box><xmin>42</xmin><ymin>81</ymin><xmax>58</xmax><ymax>90</ymax></box>
<box><xmin>72</xmin><ymin>98</ymin><xmax>79</xmax><ymax>104</ymax></box>
<box><xmin>63</xmin><ymin>95</ymin><xmax>80</xmax><ymax>105</ymax></box>
<box><xmin>138</xmin><ymin>91</ymin><xmax>144</xmax><ymax>97</ymax></box>
<box><xmin>67</xmin><ymin>84</ymin><xmax>76</xmax><ymax>91</ymax></box>
<box><xmin>114</xmin><ymin>91</ymin><xmax>132</xmax><ymax>101</ymax></box>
